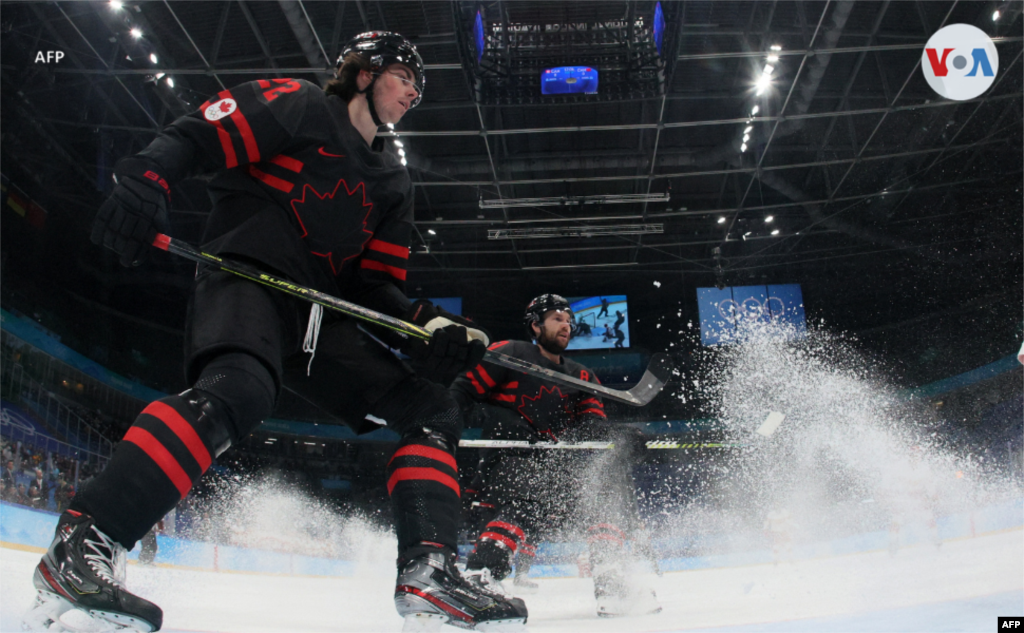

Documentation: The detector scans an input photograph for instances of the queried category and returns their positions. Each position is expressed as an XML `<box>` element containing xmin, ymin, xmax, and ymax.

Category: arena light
<box><xmin>751</xmin><ymin>105</ymin><xmax>760</xmax><ymax>115</ymax></box>
<box><xmin>130</xmin><ymin>27</ymin><xmax>143</xmax><ymax>39</ymax></box>
<box><xmin>479</xmin><ymin>193</ymin><xmax>669</xmax><ymax>209</ymax></box>
<box><xmin>150</xmin><ymin>53</ymin><xmax>157</xmax><ymax>64</ymax></box>
<box><xmin>488</xmin><ymin>224</ymin><xmax>663</xmax><ymax>240</ymax></box>
<box><xmin>427</xmin><ymin>229</ymin><xmax>437</xmax><ymax>235</ymax></box>
<box><xmin>165</xmin><ymin>77</ymin><xmax>174</xmax><ymax>87</ymax></box>
<box><xmin>992</xmin><ymin>10</ymin><xmax>1001</xmax><ymax>20</ymax></box>
<box><xmin>109</xmin><ymin>0</ymin><xmax>123</xmax><ymax>10</ymax></box>
<box><xmin>717</xmin><ymin>217</ymin><xmax>726</xmax><ymax>224</ymax></box>
<box><xmin>771</xmin><ymin>229</ymin><xmax>780</xmax><ymax>235</ymax></box>
<box><xmin>765</xmin><ymin>215</ymin><xmax>774</xmax><ymax>223</ymax></box>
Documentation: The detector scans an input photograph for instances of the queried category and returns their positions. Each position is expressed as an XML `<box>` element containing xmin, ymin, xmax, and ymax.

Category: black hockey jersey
<box><xmin>136</xmin><ymin>79</ymin><xmax>413</xmax><ymax>315</ymax></box>
<box><xmin>452</xmin><ymin>340</ymin><xmax>606</xmax><ymax>441</ymax></box>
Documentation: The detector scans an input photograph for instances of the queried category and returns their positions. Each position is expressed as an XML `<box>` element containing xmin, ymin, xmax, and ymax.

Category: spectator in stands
<box><xmin>32</xmin><ymin>468</ymin><xmax>49</xmax><ymax>495</ymax></box>
<box><xmin>16</xmin><ymin>483</ymin><xmax>28</xmax><ymax>505</ymax></box>
<box><xmin>2</xmin><ymin>459</ymin><xmax>16</xmax><ymax>491</ymax></box>
<box><xmin>2</xmin><ymin>481</ymin><xmax>17</xmax><ymax>503</ymax></box>
<box><xmin>28</xmin><ymin>483</ymin><xmax>46</xmax><ymax>509</ymax></box>
<box><xmin>55</xmin><ymin>478</ymin><xmax>74</xmax><ymax>513</ymax></box>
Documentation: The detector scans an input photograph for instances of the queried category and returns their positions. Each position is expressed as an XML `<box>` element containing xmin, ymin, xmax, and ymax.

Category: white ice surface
<box><xmin>3</xmin><ymin>529</ymin><xmax>1021</xmax><ymax>633</ymax></box>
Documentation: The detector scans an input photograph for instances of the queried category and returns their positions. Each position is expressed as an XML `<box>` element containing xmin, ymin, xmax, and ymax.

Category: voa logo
<box><xmin>922</xmin><ymin>24</ymin><xmax>998</xmax><ymax>101</ymax></box>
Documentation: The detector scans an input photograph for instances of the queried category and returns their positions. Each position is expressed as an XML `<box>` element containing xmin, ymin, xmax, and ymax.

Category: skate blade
<box><xmin>474</xmin><ymin>617</ymin><xmax>527</xmax><ymax>632</ymax></box>
<box><xmin>510</xmin><ymin>582</ymin><xmax>539</xmax><ymax>596</ymax></box>
<box><xmin>23</xmin><ymin>590</ymin><xmax>73</xmax><ymax>631</ymax></box>
<box><xmin>402</xmin><ymin>613</ymin><xmax>449</xmax><ymax>632</ymax></box>
<box><xmin>59</xmin><ymin>605</ymin><xmax>155</xmax><ymax>632</ymax></box>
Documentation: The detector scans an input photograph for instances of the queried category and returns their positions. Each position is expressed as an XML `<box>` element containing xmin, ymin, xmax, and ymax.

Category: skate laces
<box><xmin>82</xmin><ymin>526</ymin><xmax>127</xmax><ymax>588</ymax></box>
<box><xmin>463</xmin><ymin>568</ymin><xmax>510</xmax><ymax>598</ymax></box>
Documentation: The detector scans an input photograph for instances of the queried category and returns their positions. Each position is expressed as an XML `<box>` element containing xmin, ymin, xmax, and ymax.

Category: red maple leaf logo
<box><xmin>219</xmin><ymin>100</ymin><xmax>232</xmax><ymax>112</ymax></box>
<box><xmin>289</xmin><ymin>179</ymin><xmax>374</xmax><ymax>275</ymax></box>
<box><xmin>517</xmin><ymin>384</ymin><xmax>571</xmax><ymax>438</ymax></box>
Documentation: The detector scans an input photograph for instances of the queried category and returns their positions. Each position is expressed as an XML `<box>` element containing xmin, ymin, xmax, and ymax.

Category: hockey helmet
<box><xmin>524</xmin><ymin>294</ymin><xmax>575</xmax><ymax>340</ymax></box>
<box><xmin>337</xmin><ymin>31</ymin><xmax>425</xmax><ymax>108</ymax></box>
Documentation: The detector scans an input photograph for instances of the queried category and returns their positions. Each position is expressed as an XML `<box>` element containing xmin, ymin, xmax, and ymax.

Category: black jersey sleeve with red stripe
<box><xmin>343</xmin><ymin>187</ymin><xmax>414</xmax><ymax>315</ymax></box>
<box><xmin>450</xmin><ymin>340</ymin><xmax>515</xmax><ymax>407</ymax></box>
<box><xmin>136</xmin><ymin>79</ymin><xmax>316</xmax><ymax>185</ymax></box>
<box><xmin>563</xmin><ymin>359</ymin><xmax>606</xmax><ymax>426</ymax></box>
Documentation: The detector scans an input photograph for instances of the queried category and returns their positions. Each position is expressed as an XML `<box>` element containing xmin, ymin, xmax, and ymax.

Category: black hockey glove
<box><xmin>402</xmin><ymin>300</ymin><xmax>491</xmax><ymax>386</ymax></box>
<box><xmin>91</xmin><ymin>157</ymin><xmax>171</xmax><ymax>267</ymax></box>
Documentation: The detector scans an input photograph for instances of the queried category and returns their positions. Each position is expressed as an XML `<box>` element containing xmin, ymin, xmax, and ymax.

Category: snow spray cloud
<box><xmin>667</xmin><ymin>318</ymin><xmax>1019</xmax><ymax>552</ymax></box>
<box><xmin>185</xmin><ymin>471</ymin><xmax>396</xmax><ymax>570</ymax></box>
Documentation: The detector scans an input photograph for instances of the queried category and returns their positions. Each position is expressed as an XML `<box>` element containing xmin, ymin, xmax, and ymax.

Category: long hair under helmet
<box><xmin>336</xmin><ymin>31</ymin><xmax>424</xmax><ymax>128</ymax></box>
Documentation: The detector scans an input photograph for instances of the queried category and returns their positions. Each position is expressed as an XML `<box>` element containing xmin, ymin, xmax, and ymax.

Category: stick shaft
<box><xmin>151</xmin><ymin>234</ymin><xmax>663</xmax><ymax>405</ymax></box>
<box><xmin>458</xmin><ymin>439</ymin><xmax>746</xmax><ymax>450</ymax></box>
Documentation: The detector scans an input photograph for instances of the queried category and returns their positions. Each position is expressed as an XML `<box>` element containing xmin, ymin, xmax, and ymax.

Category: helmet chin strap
<box><xmin>357</xmin><ymin>78</ymin><xmax>384</xmax><ymax>128</ymax></box>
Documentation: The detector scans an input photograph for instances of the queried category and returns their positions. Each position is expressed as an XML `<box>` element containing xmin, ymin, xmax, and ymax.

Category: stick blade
<box><xmin>625</xmin><ymin>354</ymin><xmax>675</xmax><ymax>406</ymax></box>
<box><xmin>756</xmin><ymin>411</ymin><xmax>786</xmax><ymax>437</ymax></box>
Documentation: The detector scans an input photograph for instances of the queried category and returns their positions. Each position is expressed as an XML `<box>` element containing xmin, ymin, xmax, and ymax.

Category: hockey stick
<box><xmin>457</xmin><ymin>439</ymin><xmax>746</xmax><ymax>450</ymax></box>
<box><xmin>152</xmin><ymin>234</ymin><xmax>673</xmax><ymax>406</ymax></box>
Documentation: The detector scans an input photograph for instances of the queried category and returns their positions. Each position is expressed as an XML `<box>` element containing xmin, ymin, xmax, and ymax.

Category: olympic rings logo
<box><xmin>716</xmin><ymin>295</ymin><xmax>787</xmax><ymax>324</ymax></box>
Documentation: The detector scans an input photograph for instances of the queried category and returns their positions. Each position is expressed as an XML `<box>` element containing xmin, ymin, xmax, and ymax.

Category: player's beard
<box><xmin>536</xmin><ymin>325</ymin><xmax>569</xmax><ymax>356</ymax></box>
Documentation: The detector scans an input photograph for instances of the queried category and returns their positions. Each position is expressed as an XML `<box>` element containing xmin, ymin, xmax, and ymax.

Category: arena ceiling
<box><xmin>1</xmin><ymin>1</ymin><xmax>1022</xmax><ymax>388</ymax></box>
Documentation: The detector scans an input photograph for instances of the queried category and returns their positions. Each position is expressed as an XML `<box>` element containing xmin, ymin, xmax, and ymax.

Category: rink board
<box><xmin>3</xmin><ymin>498</ymin><xmax>1020</xmax><ymax>579</ymax></box>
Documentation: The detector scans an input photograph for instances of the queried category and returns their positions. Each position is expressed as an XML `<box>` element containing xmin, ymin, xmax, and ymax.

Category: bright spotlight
<box><xmin>743</xmin><ymin>134</ymin><xmax>750</xmax><ymax>142</ymax></box>
<box><xmin>992</xmin><ymin>9</ymin><xmax>1001</xmax><ymax>20</ymax></box>
<box><xmin>427</xmin><ymin>229</ymin><xmax>437</xmax><ymax>235</ymax></box>
<box><xmin>771</xmin><ymin>229</ymin><xmax>780</xmax><ymax>235</ymax></box>
<box><xmin>751</xmin><ymin>105</ymin><xmax>760</xmax><ymax>115</ymax></box>
<box><xmin>744</xmin><ymin>126</ymin><xmax>753</xmax><ymax>134</ymax></box>
<box><xmin>740</xmin><ymin>143</ymin><xmax>748</xmax><ymax>152</ymax></box>
<box><xmin>150</xmin><ymin>53</ymin><xmax>158</xmax><ymax>64</ymax></box>
<box><xmin>165</xmin><ymin>76</ymin><xmax>174</xmax><ymax>88</ymax></box>
<box><xmin>762</xmin><ymin>64</ymin><xmax>774</xmax><ymax>75</ymax></box>
<box><xmin>770</xmin><ymin>44</ymin><xmax>782</xmax><ymax>51</ymax></box>
<box><xmin>400</xmin><ymin>157</ymin><xmax>407</xmax><ymax>166</ymax></box>
<box><xmin>767</xmin><ymin>54</ymin><xmax>779</xmax><ymax>62</ymax></box>
<box><xmin>109</xmin><ymin>0</ymin><xmax>124</xmax><ymax>9</ymax></box>
<box><xmin>765</xmin><ymin>215</ymin><xmax>774</xmax><ymax>223</ymax></box>
<box><xmin>394</xmin><ymin>140</ymin><xmax>403</xmax><ymax>147</ymax></box>
<box><xmin>717</xmin><ymin>217</ymin><xmax>726</xmax><ymax>224</ymax></box>
<box><xmin>130</xmin><ymin>27</ymin><xmax>143</xmax><ymax>39</ymax></box>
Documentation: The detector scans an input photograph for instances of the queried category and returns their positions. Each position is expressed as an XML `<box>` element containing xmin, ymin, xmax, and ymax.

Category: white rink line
<box><xmin>3</xmin><ymin>529</ymin><xmax>1021</xmax><ymax>633</ymax></box>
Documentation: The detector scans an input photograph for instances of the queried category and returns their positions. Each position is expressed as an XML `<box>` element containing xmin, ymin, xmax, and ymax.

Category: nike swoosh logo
<box><xmin>318</xmin><ymin>147</ymin><xmax>344</xmax><ymax>158</ymax></box>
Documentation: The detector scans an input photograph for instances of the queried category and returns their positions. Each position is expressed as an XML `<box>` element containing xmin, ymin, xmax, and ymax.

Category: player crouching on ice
<box><xmin>452</xmin><ymin>294</ymin><xmax>662</xmax><ymax>618</ymax></box>
<box><xmin>25</xmin><ymin>31</ymin><xmax>526</xmax><ymax>632</ymax></box>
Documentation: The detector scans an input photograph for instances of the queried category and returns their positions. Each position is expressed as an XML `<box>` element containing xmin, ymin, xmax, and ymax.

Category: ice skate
<box><xmin>511</xmin><ymin>573</ymin><xmax>539</xmax><ymax>595</ymax></box>
<box><xmin>26</xmin><ymin>511</ymin><xmax>162</xmax><ymax>632</ymax></box>
<box><xmin>593</xmin><ymin>565</ymin><xmax>662</xmax><ymax>618</ymax></box>
<box><xmin>395</xmin><ymin>551</ymin><xmax>527</xmax><ymax>631</ymax></box>
<box><xmin>464</xmin><ymin>566</ymin><xmax>513</xmax><ymax>598</ymax></box>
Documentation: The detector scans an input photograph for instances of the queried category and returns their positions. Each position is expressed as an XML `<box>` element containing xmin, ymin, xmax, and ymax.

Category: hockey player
<box><xmin>26</xmin><ymin>31</ymin><xmax>526</xmax><ymax>632</ymax></box>
<box><xmin>453</xmin><ymin>294</ymin><xmax>661</xmax><ymax>617</ymax></box>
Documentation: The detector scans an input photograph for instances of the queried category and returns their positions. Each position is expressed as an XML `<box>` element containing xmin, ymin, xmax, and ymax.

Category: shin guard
<box><xmin>466</xmin><ymin>519</ymin><xmax>527</xmax><ymax>581</ymax></box>
<box><xmin>386</xmin><ymin>427</ymin><xmax>462</xmax><ymax>559</ymax></box>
